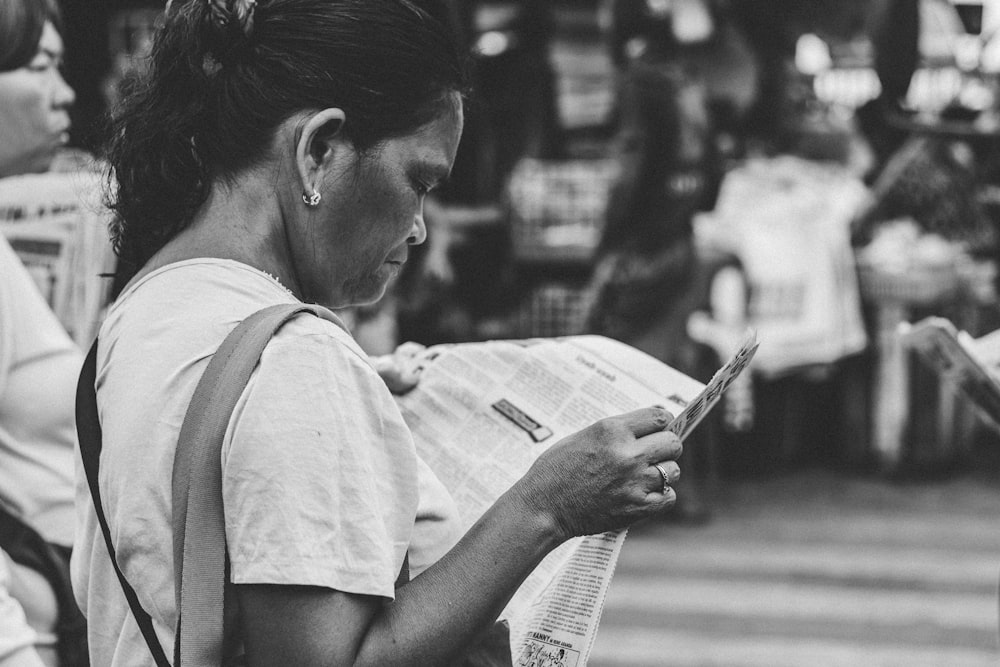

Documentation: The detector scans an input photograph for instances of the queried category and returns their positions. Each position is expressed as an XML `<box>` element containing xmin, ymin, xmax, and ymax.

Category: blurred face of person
<box><xmin>293</xmin><ymin>96</ymin><xmax>463</xmax><ymax>307</ymax></box>
<box><xmin>0</xmin><ymin>22</ymin><xmax>75</xmax><ymax>177</ymax></box>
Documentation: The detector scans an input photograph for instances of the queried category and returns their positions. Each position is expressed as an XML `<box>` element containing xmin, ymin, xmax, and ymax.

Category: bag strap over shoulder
<box><xmin>76</xmin><ymin>303</ymin><xmax>345</xmax><ymax>667</ymax></box>
<box><xmin>171</xmin><ymin>303</ymin><xmax>344</xmax><ymax>666</ymax></box>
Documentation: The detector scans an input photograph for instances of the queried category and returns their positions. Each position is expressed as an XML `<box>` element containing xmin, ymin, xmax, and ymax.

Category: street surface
<box><xmin>590</xmin><ymin>471</ymin><xmax>1000</xmax><ymax>666</ymax></box>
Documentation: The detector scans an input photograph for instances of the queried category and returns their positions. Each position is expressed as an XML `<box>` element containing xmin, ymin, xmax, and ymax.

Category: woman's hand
<box><xmin>372</xmin><ymin>341</ymin><xmax>426</xmax><ymax>394</ymax></box>
<box><xmin>513</xmin><ymin>405</ymin><xmax>682</xmax><ymax>541</ymax></box>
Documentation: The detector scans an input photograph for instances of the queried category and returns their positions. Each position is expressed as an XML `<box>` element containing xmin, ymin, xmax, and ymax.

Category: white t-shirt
<box><xmin>71</xmin><ymin>259</ymin><xmax>462</xmax><ymax>666</ymax></box>
<box><xmin>0</xmin><ymin>234</ymin><xmax>79</xmax><ymax>547</ymax></box>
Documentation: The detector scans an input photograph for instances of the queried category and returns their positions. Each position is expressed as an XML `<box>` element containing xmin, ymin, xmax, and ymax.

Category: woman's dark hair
<box><xmin>107</xmin><ymin>0</ymin><xmax>469</xmax><ymax>277</ymax></box>
<box><xmin>0</xmin><ymin>0</ymin><xmax>61</xmax><ymax>72</ymax></box>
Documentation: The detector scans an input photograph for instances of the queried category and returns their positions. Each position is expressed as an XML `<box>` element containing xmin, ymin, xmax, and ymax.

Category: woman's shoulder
<box><xmin>111</xmin><ymin>258</ymin><xmax>292</xmax><ymax>307</ymax></box>
<box><xmin>262</xmin><ymin>311</ymin><xmax>376</xmax><ymax>388</ymax></box>
<box><xmin>103</xmin><ymin>259</ymin><xmax>297</xmax><ymax>335</ymax></box>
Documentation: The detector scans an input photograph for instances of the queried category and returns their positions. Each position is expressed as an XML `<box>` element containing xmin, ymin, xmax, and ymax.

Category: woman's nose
<box><xmin>53</xmin><ymin>70</ymin><xmax>75</xmax><ymax>109</ymax></box>
<box><xmin>409</xmin><ymin>209</ymin><xmax>428</xmax><ymax>245</ymax></box>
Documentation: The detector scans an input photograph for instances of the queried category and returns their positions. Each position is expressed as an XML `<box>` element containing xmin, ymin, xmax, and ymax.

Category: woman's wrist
<box><xmin>503</xmin><ymin>477</ymin><xmax>567</xmax><ymax>552</ymax></box>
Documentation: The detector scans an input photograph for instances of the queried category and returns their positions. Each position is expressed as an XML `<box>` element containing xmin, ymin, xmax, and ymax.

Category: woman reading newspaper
<box><xmin>72</xmin><ymin>2</ymin><xmax>685</xmax><ymax>666</ymax></box>
<box><xmin>0</xmin><ymin>0</ymin><xmax>87</xmax><ymax>665</ymax></box>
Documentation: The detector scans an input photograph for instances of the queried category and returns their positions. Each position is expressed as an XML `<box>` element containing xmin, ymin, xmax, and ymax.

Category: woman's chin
<box><xmin>339</xmin><ymin>282</ymin><xmax>391</xmax><ymax>309</ymax></box>
<box><xmin>31</xmin><ymin>153</ymin><xmax>60</xmax><ymax>175</ymax></box>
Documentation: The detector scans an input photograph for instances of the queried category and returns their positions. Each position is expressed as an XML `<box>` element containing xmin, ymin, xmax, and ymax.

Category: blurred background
<box><xmin>12</xmin><ymin>0</ymin><xmax>1000</xmax><ymax>664</ymax></box>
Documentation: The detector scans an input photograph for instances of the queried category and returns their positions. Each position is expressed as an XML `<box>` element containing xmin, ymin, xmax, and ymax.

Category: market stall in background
<box><xmin>9</xmin><ymin>0</ymin><xmax>1000</xmax><ymax>488</ymax></box>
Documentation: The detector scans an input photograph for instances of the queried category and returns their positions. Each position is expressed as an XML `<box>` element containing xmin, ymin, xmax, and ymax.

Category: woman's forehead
<box><xmin>37</xmin><ymin>21</ymin><xmax>64</xmax><ymax>57</ymax></box>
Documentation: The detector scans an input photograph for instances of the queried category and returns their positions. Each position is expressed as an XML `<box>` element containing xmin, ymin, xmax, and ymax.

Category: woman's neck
<box><xmin>125</xmin><ymin>176</ymin><xmax>303</xmax><ymax>299</ymax></box>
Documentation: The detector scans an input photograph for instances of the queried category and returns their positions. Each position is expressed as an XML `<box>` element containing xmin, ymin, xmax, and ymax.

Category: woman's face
<box><xmin>0</xmin><ymin>22</ymin><xmax>75</xmax><ymax>177</ymax></box>
<box><xmin>295</xmin><ymin>100</ymin><xmax>464</xmax><ymax>307</ymax></box>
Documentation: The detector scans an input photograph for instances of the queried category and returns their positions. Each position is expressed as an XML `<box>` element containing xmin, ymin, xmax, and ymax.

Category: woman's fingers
<box><xmin>656</xmin><ymin>460</ymin><xmax>681</xmax><ymax>486</ymax></box>
<box><xmin>394</xmin><ymin>341</ymin><xmax>426</xmax><ymax>360</ymax></box>
<box><xmin>635</xmin><ymin>428</ymin><xmax>683</xmax><ymax>464</ymax></box>
<box><xmin>527</xmin><ymin>407</ymin><xmax>688</xmax><ymax>539</ymax></box>
<box><xmin>618</xmin><ymin>406</ymin><xmax>675</xmax><ymax>438</ymax></box>
<box><xmin>648</xmin><ymin>460</ymin><xmax>681</xmax><ymax>496</ymax></box>
<box><xmin>373</xmin><ymin>353</ymin><xmax>421</xmax><ymax>394</ymax></box>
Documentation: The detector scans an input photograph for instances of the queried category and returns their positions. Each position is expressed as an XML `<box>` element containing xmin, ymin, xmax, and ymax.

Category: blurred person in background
<box><xmin>605</xmin><ymin>0</ymin><xmax>757</xmax><ymax>155</ymax></box>
<box><xmin>0</xmin><ymin>0</ymin><xmax>88</xmax><ymax>665</ymax></box>
<box><xmin>854</xmin><ymin>0</ymin><xmax>921</xmax><ymax>174</ymax></box>
<box><xmin>587</xmin><ymin>0</ymin><xmax>730</xmax><ymax>520</ymax></box>
<box><xmin>465</xmin><ymin>0</ymin><xmax>562</xmax><ymax>199</ymax></box>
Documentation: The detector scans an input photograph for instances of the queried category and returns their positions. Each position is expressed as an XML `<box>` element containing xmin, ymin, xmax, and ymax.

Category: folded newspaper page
<box><xmin>395</xmin><ymin>331</ymin><xmax>758</xmax><ymax>666</ymax></box>
<box><xmin>900</xmin><ymin>317</ymin><xmax>1000</xmax><ymax>430</ymax></box>
<box><xmin>0</xmin><ymin>169</ymin><xmax>116</xmax><ymax>345</ymax></box>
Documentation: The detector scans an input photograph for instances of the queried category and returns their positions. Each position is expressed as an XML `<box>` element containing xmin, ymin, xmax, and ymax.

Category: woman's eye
<box><xmin>27</xmin><ymin>60</ymin><xmax>54</xmax><ymax>73</ymax></box>
<box><xmin>26</xmin><ymin>53</ymin><xmax>61</xmax><ymax>73</ymax></box>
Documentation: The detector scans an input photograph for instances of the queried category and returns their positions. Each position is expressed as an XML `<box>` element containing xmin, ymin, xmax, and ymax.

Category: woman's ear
<box><xmin>295</xmin><ymin>108</ymin><xmax>347</xmax><ymax>196</ymax></box>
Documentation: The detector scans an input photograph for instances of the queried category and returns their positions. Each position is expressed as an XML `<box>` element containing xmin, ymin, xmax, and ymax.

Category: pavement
<box><xmin>589</xmin><ymin>470</ymin><xmax>1000</xmax><ymax>666</ymax></box>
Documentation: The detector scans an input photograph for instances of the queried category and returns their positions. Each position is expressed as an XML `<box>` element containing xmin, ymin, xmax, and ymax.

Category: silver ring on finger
<box><xmin>653</xmin><ymin>462</ymin><xmax>671</xmax><ymax>495</ymax></box>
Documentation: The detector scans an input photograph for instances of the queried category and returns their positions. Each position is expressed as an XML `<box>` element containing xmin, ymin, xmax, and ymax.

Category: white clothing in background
<box><xmin>72</xmin><ymin>259</ymin><xmax>461</xmax><ymax>666</ymax></box>
<box><xmin>0</xmin><ymin>552</ymin><xmax>41</xmax><ymax>665</ymax></box>
<box><xmin>0</xmin><ymin>234</ymin><xmax>79</xmax><ymax>547</ymax></box>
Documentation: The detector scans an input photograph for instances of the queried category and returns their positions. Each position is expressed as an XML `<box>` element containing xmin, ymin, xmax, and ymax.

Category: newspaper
<box><xmin>395</xmin><ymin>331</ymin><xmax>758</xmax><ymax>666</ymax></box>
<box><xmin>0</xmin><ymin>169</ymin><xmax>116</xmax><ymax>345</ymax></box>
<box><xmin>900</xmin><ymin>317</ymin><xmax>1000</xmax><ymax>430</ymax></box>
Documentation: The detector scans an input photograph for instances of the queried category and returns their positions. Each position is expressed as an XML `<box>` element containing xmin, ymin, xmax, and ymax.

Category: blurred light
<box><xmin>906</xmin><ymin>67</ymin><xmax>963</xmax><ymax>111</ymax></box>
<box><xmin>475</xmin><ymin>31</ymin><xmax>510</xmax><ymax>58</ymax></box>
<box><xmin>954</xmin><ymin>34</ymin><xmax>983</xmax><ymax>70</ymax></box>
<box><xmin>958</xmin><ymin>77</ymin><xmax>995</xmax><ymax>110</ymax></box>
<box><xmin>671</xmin><ymin>0</ymin><xmax>714</xmax><ymax>44</ymax></box>
<box><xmin>645</xmin><ymin>0</ymin><xmax>673</xmax><ymax>19</ymax></box>
<box><xmin>986</xmin><ymin>0</ymin><xmax>1000</xmax><ymax>35</ymax></box>
<box><xmin>795</xmin><ymin>33</ymin><xmax>832</xmax><ymax>76</ymax></box>
<box><xmin>981</xmin><ymin>33</ymin><xmax>1000</xmax><ymax>72</ymax></box>
<box><xmin>813</xmin><ymin>68</ymin><xmax>882</xmax><ymax>108</ymax></box>
<box><xmin>625</xmin><ymin>37</ymin><xmax>648</xmax><ymax>61</ymax></box>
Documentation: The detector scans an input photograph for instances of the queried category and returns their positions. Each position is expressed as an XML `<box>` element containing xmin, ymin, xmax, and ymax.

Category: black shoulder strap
<box><xmin>77</xmin><ymin>340</ymin><xmax>172</xmax><ymax>667</ymax></box>
<box><xmin>0</xmin><ymin>507</ymin><xmax>89</xmax><ymax>666</ymax></box>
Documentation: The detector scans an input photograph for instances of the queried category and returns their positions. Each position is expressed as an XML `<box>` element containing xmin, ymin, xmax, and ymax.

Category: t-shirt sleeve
<box><xmin>221</xmin><ymin>319</ymin><xmax>419</xmax><ymax>599</ymax></box>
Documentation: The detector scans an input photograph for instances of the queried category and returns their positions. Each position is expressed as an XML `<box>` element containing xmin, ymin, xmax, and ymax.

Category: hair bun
<box><xmin>207</xmin><ymin>0</ymin><xmax>257</xmax><ymax>39</ymax></box>
<box><xmin>232</xmin><ymin>0</ymin><xmax>257</xmax><ymax>38</ymax></box>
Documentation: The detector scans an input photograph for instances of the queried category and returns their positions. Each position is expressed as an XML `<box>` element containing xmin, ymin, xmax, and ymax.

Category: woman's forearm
<box><xmin>354</xmin><ymin>482</ymin><xmax>562</xmax><ymax>666</ymax></box>
<box><xmin>239</xmin><ymin>483</ymin><xmax>563</xmax><ymax>667</ymax></box>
